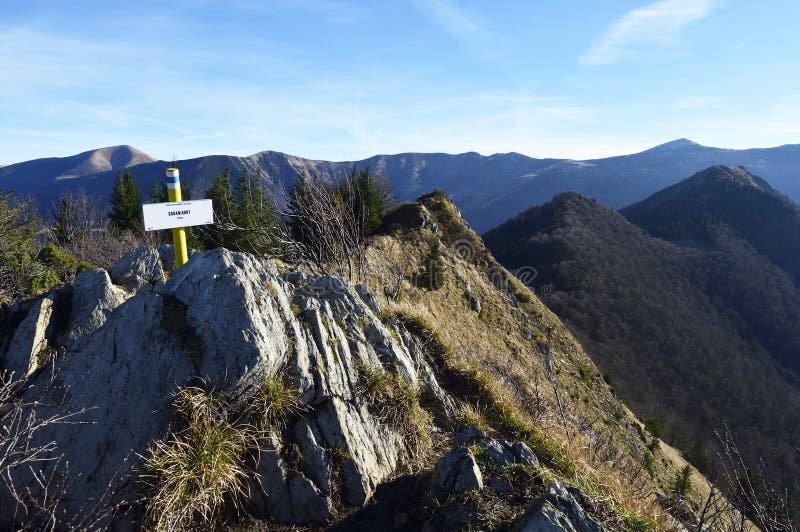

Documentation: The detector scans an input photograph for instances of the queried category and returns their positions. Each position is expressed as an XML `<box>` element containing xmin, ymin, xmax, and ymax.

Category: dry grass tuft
<box><xmin>250</xmin><ymin>369</ymin><xmax>305</xmax><ymax>431</ymax></box>
<box><xmin>358</xmin><ymin>365</ymin><xmax>433</xmax><ymax>462</ymax></box>
<box><xmin>140</xmin><ymin>384</ymin><xmax>255</xmax><ymax>531</ymax></box>
<box><xmin>454</xmin><ymin>402</ymin><xmax>488</xmax><ymax>432</ymax></box>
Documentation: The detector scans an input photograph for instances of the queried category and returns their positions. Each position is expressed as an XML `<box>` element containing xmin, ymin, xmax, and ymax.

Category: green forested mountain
<box><xmin>484</xmin><ymin>172</ymin><xmax>800</xmax><ymax>495</ymax></box>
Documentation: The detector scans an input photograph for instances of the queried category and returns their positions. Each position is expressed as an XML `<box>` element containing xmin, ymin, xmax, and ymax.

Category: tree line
<box><xmin>0</xmin><ymin>165</ymin><xmax>389</xmax><ymax>304</ymax></box>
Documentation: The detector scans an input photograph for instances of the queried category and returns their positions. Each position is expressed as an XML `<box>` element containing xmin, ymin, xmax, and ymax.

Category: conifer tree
<box><xmin>670</xmin><ymin>465</ymin><xmax>693</xmax><ymax>497</ymax></box>
<box><xmin>347</xmin><ymin>166</ymin><xmax>386</xmax><ymax>234</ymax></box>
<box><xmin>109</xmin><ymin>171</ymin><xmax>142</xmax><ymax>232</ymax></box>
<box><xmin>288</xmin><ymin>172</ymin><xmax>313</xmax><ymax>245</ymax></box>
<box><xmin>52</xmin><ymin>193</ymin><xmax>78</xmax><ymax>246</ymax></box>
<box><xmin>419</xmin><ymin>239</ymin><xmax>445</xmax><ymax>290</ymax></box>
<box><xmin>204</xmin><ymin>167</ymin><xmax>235</xmax><ymax>248</ymax></box>
<box><xmin>233</xmin><ymin>170</ymin><xmax>277</xmax><ymax>254</ymax></box>
<box><xmin>149</xmin><ymin>176</ymin><xmax>166</xmax><ymax>203</ymax></box>
<box><xmin>0</xmin><ymin>190</ymin><xmax>55</xmax><ymax>301</ymax></box>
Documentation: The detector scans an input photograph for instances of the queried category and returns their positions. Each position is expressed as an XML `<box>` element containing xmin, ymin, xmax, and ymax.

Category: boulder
<box><xmin>515</xmin><ymin>482</ymin><xmax>604</xmax><ymax>532</ymax></box>
<box><xmin>377</xmin><ymin>202</ymin><xmax>435</xmax><ymax>234</ymax></box>
<box><xmin>64</xmin><ymin>269</ymin><xmax>126</xmax><ymax>346</ymax></box>
<box><xmin>248</xmin><ymin>433</ymin><xmax>335</xmax><ymax>524</ymax></box>
<box><xmin>657</xmin><ymin>492</ymin><xmax>699</xmax><ymax>529</ymax></box>
<box><xmin>489</xmin><ymin>476</ymin><xmax>513</xmax><ymax>494</ymax></box>
<box><xmin>454</xmin><ymin>426</ymin><xmax>540</xmax><ymax>468</ymax></box>
<box><xmin>1</xmin><ymin>294</ymin><xmax>55</xmax><ymax>378</ymax></box>
<box><xmin>431</xmin><ymin>448</ymin><xmax>483</xmax><ymax>494</ymax></box>
<box><xmin>111</xmin><ymin>246</ymin><xmax>166</xmax><ymax>291</ymax></box>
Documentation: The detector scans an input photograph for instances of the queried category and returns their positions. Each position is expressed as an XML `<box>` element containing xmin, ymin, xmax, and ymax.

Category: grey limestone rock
<box><xmin>2</xmin><ymin>294</ymin><xmax>55</xmax><ymax>378</ymax></box>
<box><xmin>431</xmin><ymin>447</ymin><xmax>484</xmax><ymax>494</ymax></box>
<box><xmin>111</xmin><ymin>246</ymin><xmax>166</xmax><ymax>291</ymax></box>
<box><xmin>515</xmin><ymin>482</ymin><xmax>604</xmax><ymax>532</ymax></box>
<box><xmin>454</xmin><ymin>426</ymin><xmax>539</xmax><ymax>468</ymax></box>
<box><xmin>1</xmin><ymin>247</ymin><xmax>454</xmax><ymax>527</ymax></box>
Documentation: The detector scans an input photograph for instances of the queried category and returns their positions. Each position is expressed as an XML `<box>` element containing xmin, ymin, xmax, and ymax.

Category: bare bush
<box><xmin>0</xmin><ymin>367</ymin><xmax>88</xmax><ymax>529</ymax></box>
<box><xmin>279</xmin><ymin>174</ymin><xmax>368</xmax><ymax>282</ymax></box>
<box><xmin>709</xmin><ymin>423</ymin><xmax>797</xmax><ymax>531</ymax></box>
<box><xmin>47</xmin><ymin>190</ymin><xmax>144</xmax><ymax>269</ymax></box>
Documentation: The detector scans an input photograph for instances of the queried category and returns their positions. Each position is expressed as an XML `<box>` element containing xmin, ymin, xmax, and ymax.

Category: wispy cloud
<box><xmin>413</xmin><ymin>0</ymin><xmax>492</xmax><ymax>41</ymax></box>
<box><xmin>579</xmin><ymin>0</ymin><xmax>718</xmax><ymax>66</ymax></box>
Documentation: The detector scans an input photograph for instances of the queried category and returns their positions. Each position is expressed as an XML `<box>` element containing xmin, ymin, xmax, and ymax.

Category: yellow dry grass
<box><xmin>363</xmin><ymin>194</ymin><xmax>748</xmax><ymax>530</ymax></box>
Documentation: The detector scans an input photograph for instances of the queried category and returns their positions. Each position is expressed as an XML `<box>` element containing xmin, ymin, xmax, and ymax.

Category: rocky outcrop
<box><xmin>657</xmin><ymin>492</ymin><xmax>698</xmax><ymax>530</ymax></box>
<box><xmin>64</xmin><ymin>269</ymin><xmax>126</xmax><ymax>344</ymax></box>
<box><xmin>431</xmin><ymin>427</ymin><xmax>540</xmax><ymax>498</ymax></box>
<box><xmin>2</xmin><ymin>294</ymin><xmax>56</xmax><ymax>378</ymax></box>
<box><xmin>110</xmin><ymin>246</ymin><xmax>166</xmax><ymax>291</ymax></box>
<box><xmin>0</xmin><ymin>247</ymin><xmax>456</xmax><ymax>527</ymax></box>
<box><xmin>377</xmin><ymin>202</ymin><xmax>437</xmax><ymax>234</ymax></box>
<box><xmin>515</xmin><ymin>482</ymin><xmax>604</xmax><ymax>532</ymax></box>
<box><xmin>455</xmin><ymin>426</ymin><xmax>540</xmax><ymax>468</ymax></box>
<box><xmin>431</xmin><ymin>448</ymin><xmax>484</xmax><ymax>493</ymax></box>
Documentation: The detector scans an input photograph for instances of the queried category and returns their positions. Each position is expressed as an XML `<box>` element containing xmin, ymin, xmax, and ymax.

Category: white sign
<box><xmin>142</xmin><ymin>200</ymin><xmax>214</xmax><ymax>231</ymax></box>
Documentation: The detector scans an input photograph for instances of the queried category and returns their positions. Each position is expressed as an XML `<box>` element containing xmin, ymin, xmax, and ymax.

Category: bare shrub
<box><xmin>47</xmin><ymin>190</ymin><xmax>143</xmax><ymax>269</ymax></box>
<box><xmin>0</xmin><ymin>366</ymin><xmax>92</xmax><ymax>529</ymax></box>
<box><xmin>709</xmin><ymin>423</ymin><xmax>798</xmax><ymax>531</ymax></box>
<box><xmin>279</xmin><ymin>174</ymin><xmax>368</xmax><ymax>282</ymax></box>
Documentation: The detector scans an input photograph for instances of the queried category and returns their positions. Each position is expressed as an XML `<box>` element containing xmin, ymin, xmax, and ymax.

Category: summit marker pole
<box><xmin>165</xmin><ymin>167</ymin><xmax>189</xmax><ymax>269</ymax></box>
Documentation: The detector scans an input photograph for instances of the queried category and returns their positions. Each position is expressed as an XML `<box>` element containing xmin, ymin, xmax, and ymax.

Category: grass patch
<box><xmin>140</xmin><ymin>384</ymin><xmax>254</xmax><ymax>530</ymax></box>
<box><xmin>265</xmin><ymin>282</ymin><xmax>278</xmax><ymax>297</ymax></box>
<box><xmin>389</xmin><ymin>309</ymin><xmax>574</xmax><ymax>476</ymax></box>
<box><xmin>454</xmin><ymin>402</ymin><xmax>488</xmax><ymax>432</ymax></box>
<box><xmin>251</xmin><ymin>369</ymin><xmax>304</xmax><ymax>430</ymax></box>
<box><xmin>358</xmin><ymin>365</ymin><xmax>433</xmax><ymax>461</ymax></box>
<box><xmin>327</xmin><ymin>444</ymin><xmax>352</xmax><ymax>507</ymax></box>
<box><xmin>622</xmin><ymin>512</ymin><xmax>657</xmax><ymax>532</ymax></box>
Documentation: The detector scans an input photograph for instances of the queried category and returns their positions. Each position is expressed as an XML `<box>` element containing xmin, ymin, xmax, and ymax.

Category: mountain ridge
<box><xmin>4</xmin><ymin>139</ymin><xmax>800</xmax><ymax>232</ymax></box>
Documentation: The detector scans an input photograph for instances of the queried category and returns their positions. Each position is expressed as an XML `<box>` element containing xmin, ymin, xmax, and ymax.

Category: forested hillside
<box><xmin>485</xmin><ymin>181</ymin><xmax>800</xmax><ymax>503</ymax></box>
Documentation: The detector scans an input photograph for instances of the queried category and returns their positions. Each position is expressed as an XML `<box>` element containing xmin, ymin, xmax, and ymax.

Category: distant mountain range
<box><xmin>2</xmin><ymin>139</ymin><xmax>800</xmax><ymax>231</ymax></box>
<box><xmin>484</xmin><ymin>165</ymin><xmax>800</xmax><ymax>493</ymax></box>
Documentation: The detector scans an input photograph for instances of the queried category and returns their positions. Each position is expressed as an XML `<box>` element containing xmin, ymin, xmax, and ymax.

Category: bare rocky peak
<box><xmin>55</xmin><ymin>145</ymin><xmax>155</xmax><ymax>179</ymax></box>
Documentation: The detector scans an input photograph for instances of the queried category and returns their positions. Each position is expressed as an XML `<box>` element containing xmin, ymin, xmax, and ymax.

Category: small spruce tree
<box><xmin>349</xmin><ymin>166</ymin><xmax>386</xmax><ymax>234</ymax></box>
<box><xmin>288</xmin><ymin>172</ymin><xmax>313</xmax><ymax>245</ymax></box>
<box><xmin>52</xmin><ymin>193</ymin><xmax>78</xmax><ymax>246</ymax></box>
<box><xmin>204</xmin><ymin>167</ymin><xmax>236</xmax><ymax>248</ymax></box>
<box><xmin>419</xmin><ymin>240</ymin><xmax>445</xmax><ymax>290</ymax></box>
<box><xmin>670</xmin><ymin>465</ymin><xmax>693</xmax><ymax>498</ymax></box>
<box><xmin>233</xmin><ymin>170</ymin><xmax>277</xmax><ymax>254</ymax></box>
<box><xmin>109</xmin><ymin>171</ymin><xmax>142</xmax><ymax>232</ymax></box>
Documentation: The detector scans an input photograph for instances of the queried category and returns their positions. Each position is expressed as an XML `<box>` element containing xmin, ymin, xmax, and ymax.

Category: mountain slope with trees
<box><xmin>484</xmin><ymin>171</ymin><xmax>800</xmax><ymax>504</ymax></box>
<box><xmin>6</xmin><ymin>139</ymin><xmax>800</xmax><ymax>232</ymax></box>
<box><xmin>1</xmin><ymin>185</ymin><xmax>757</xmax><ymax>530</ymax></box>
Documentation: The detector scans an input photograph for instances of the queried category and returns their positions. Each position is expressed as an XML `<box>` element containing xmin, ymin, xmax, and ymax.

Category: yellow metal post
<box><xmin>166</xmin><ymin>167</ymin><xmax>189</xmax><ymax>269</ymax></box>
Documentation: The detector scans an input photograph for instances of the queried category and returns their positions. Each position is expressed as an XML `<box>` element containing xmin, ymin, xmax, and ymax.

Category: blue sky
<box><xmin>2</xmin><ymin>0</ymin><xmax>799</xmax><ymax>164</ymax></box>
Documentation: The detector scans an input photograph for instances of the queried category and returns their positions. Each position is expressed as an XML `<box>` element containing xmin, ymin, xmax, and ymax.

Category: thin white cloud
<box><xmin>414</xmin><ymin>0</ymin><xmax>492</xmax><ymax>41</ymax></box>
<box><xmin>579</xmin><ymin>0</ymin><xmax>718</xmax><ymax>66</ymax></box>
